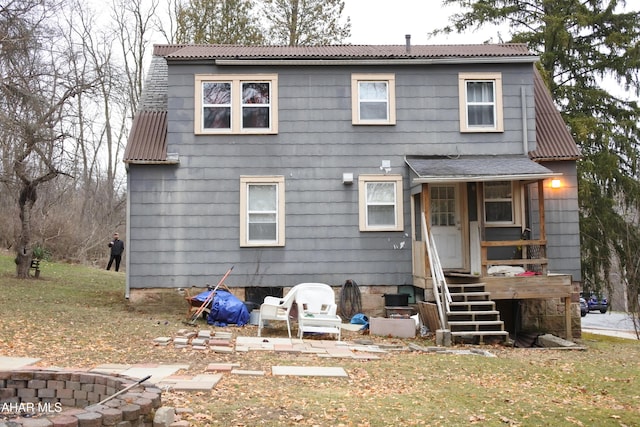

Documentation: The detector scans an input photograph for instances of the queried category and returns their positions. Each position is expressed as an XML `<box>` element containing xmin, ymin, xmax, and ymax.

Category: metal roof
<box><xmin>123</xmin><ymin>111</ymin><xmax>168</xmax><ymax>163</ymax></box>
<box><xmin>405</xmin><ymin>155</ymin><xmax>556</xmax><ymax>183</ymax></box>
<box><xmin>157</xmin><ymin>43</ymin><xmax>536</xmax><ymax>61</ymax></box>
<box><xmin>529</xmin><ymin>69</ymin><xmax>581</xmax><ymax>161</ymax></box>
<box><xmin>124</xmin><ymin>44</ymin><xmax>579</xmax><ymax>164</ymax></box>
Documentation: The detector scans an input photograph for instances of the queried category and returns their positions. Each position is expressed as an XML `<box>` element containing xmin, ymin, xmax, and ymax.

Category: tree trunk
<box><xmin>15</xmin><ymin>183</ymin><xmax>36</xmax><ymax>279</ymax></box>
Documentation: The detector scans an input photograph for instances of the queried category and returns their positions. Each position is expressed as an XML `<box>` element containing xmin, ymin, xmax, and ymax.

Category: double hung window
<box><xmin>195</xmin><ymin>74</ymin><xmax>278</xmax><ymax>134</ymax></box>
<box><xmin>484</xmin><ymin>181</ymin><xmax>513</xmax><ymax>223</ymax></box>
<box><xmin>351</xmin><ymin>74</ymin><xmax>396</xmax><ymax>125</ymax></box>
<box><xmin>458</xmin><ymin>72</ymin><xmax>503</xmax><ymax>132</ymax></box>
<box><xmin>358</xmin><ymin>175</ymin><xmax>404</xmax><ymax>231</ymax></box>
<box><xmin>240</xmin><ymin>176</ymin><xmax>285</xmax><ymax>246</ymax></box>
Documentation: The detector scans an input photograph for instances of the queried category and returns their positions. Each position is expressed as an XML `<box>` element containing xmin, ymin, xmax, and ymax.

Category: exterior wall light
<box><xmin>551</xmin><ymin>178</ymin><xmax>561</xmax><ymax>189</ymax></box>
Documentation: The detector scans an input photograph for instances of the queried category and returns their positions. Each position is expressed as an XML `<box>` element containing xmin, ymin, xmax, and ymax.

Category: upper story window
<box><xmin>358</xmin><ymin>174</ymin><xmax>404</xmax><ymax>231</ymax></box>
<box><xmin>195</xmin><ymin>74</ymin><xmax>278</xmax><ymax>134</ymax></box>
<box><xmin>351</xmin><ymin>74</ymin><xmax>396</xmax><ymax>125</ymax></box>
<box><xmin>458</xmin><ymin>72</ymin><xmax>503</xmax><ymax>132</ymax></box>
<box><xmin>240</xmin><ymin>176</ymin><xmax>285</xmax><ymax>247</ymax></box>
<box><xmin>484</xmin><ymin>181</ymin><xmax>514</xmax><ymax>224</ymax></box>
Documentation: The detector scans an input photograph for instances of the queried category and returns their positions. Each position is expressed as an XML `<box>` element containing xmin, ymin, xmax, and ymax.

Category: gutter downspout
<box><xmin>521</xmin><ymin>86</ymin><xmax>529</xmax><ymax>154</ymax></box>
<box><xmin>125</xmin><ymin>164</ymin><xmax>130</xmax><ymax>299</ymax></box>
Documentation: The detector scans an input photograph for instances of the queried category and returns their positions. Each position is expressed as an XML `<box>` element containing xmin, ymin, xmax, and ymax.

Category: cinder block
<box><xmin>37</xmin><ymin>388</ymin><xmax>56</xmax><ymax>398</ymax></box>
<box><xmin>370</xmin><ymin>317</ymin><xmax>416</xmax><ymax>338</ymax></box>
<box><xmin>17</xmin><ymin>388</ymin><xmax>37</xmax><ymax>398</ymax></box>
<box><xmin>28</xmin><ymin>379</ymin><xmax>47</xmax><ymax>389</ymax></box>
<box><xmin>0</xmin><ymin>388</ymin><xmax>17</xmax><ymax>398</ymax></box>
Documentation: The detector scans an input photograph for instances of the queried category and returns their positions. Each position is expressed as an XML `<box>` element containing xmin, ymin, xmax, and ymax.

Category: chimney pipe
<box><xmin>405</xmin><ymin>34</ymin><xmax>411</xmax><ymax>53</ymax></box>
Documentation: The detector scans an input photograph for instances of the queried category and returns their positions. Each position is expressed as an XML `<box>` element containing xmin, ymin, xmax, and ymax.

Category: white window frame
<box><xmin>458</xmin><ymin>72</ymin><xmax>503</xmax><ymax>132</ymax></box>
<box><xmin>240</xmin><ymin>176</ymin><xmax>285</xmax><ymax>247</ymax></box>
<box><xmin>195</xmin><ymin>74</ymin><xmax>278</xmax><ymax>134</ymax></box>
<box><xmin>483</xmin><ymin>181</ymin><xmax>521</xmax><ymax>225</ymax></box>
<box><xmin>358</xmin><ymin>174</ymin><xmax>404</xmax><ymax>231</ymax></box>
<box><xmin>351</xmin><ymin>73</ymin><xmax>396</xmax><ymax>125</ymax></box>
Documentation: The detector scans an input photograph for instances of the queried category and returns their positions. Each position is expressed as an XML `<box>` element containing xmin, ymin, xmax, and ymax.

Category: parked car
<box><xmin>580</xmin><ymin>298</ymin><xmax>588</xmax><ymax>317</ymax></box>
<box><xmin>582</xmin><ymin>293</ymin><xmax>609</xmax><ymax>313</ymax></box>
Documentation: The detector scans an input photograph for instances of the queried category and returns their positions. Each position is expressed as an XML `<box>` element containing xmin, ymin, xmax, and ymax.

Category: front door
<box><xmin>430</xmin><ymin>184</ymin><xmax>464</xmax><ymax>270</ymax></box>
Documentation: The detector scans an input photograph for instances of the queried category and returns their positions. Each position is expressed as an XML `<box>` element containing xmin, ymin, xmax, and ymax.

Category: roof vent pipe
<box><xmin>405</xmin><ymin>34</ymin><xmax>411</xmax><ymax>54</ymax></box>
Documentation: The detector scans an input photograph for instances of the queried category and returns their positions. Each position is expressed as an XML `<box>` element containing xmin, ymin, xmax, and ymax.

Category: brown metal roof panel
<box><xmin>124</xmin><ymin>111</ymin><xmax>168</xmax><ymax>163</ymax></box>
<box><xmin>531</xmin><ymin>70</ymin><xmax>581</xmax><ymax>160</ymax></box>
<box><xmin>161</xmin><ymin>43</ymin><xmax>535</xmax><ymax>60</ymax></box>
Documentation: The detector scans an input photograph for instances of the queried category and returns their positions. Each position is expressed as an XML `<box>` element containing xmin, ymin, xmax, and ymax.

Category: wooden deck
<box><xmin>415</xmin><ymin>273</ymin><xmax>574</xmax><ymax>338</ymax></box>
<box><xmin>482</xmin><ymin>274</ymin><xmax>571</xmax><ymax>300</ymax></box>
<box><xmin>415</xmin><ymin>273</ymin><xmax>572</xmax><ymax>299</ymax></box>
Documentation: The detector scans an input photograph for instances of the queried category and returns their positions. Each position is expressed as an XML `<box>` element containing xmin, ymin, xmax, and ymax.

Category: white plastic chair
<box><xmin>295</xmin><ymin>283</ymin><xmax>342</xmax><ymax>340</ymax></box>
<box><xmin>257</xmin><ymin>285</ymin><xmax>300</xmax><ymax>338</ymax></box>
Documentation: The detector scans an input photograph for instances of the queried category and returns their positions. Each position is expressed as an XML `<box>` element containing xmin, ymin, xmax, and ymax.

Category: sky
<box><xmin>342</xmin><ymin>0</ymin><xmax>506</xmax><ymax>45</ymax></box>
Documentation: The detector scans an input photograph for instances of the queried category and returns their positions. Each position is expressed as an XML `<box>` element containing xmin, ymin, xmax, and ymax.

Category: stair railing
<box><xmin>421</xmin><ymin>213</ymin><xmax>452</xmax><ymax>330</ymax></box>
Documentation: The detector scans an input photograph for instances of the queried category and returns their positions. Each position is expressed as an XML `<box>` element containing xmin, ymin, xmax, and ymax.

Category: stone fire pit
<box><xmin>0</xmin><ymin>370</ymin><xmax>163</xmax><ymax>426</ymax></box>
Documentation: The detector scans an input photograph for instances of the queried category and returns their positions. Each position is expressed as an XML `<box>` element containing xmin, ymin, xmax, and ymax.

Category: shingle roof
<box><xmin>157</xmin><ymin>43</ymin><xmax>535</xmax><ymax>61</ymax></box>
<box><xmin>529</xmin><ymin>69</ymin><xmax>581</xmax><ymax>161</ymax></box>
<box><xmin>405</xmin><ymin>155</ymin><xmax>556</xmax><ymax>182</ymax></box>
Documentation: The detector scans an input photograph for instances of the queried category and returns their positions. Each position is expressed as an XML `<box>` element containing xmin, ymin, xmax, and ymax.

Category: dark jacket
<box><xmin>110</xmin><ymin>239</ymin><xmax>125</xmax><ymax>256</ymax></box>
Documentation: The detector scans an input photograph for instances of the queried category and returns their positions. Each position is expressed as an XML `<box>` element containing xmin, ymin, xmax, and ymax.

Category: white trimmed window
<box><xmin>484</xmin><ymin>181</ymin><xmax>514</xmax><ymax>224</ymax></box>
<box><xmin>458</xmin><ymin>72</ymin><xmax>503</xmax><ymax>132</ymax></box>
<box><xmin>195</xmin><ymin>74</ymin><xmax>278</xmax><ymax>134</ymax></box>
<box><xmin>351</xmin><ymin>74</ymin><xmax>396</xmax><ymax>125</ymax></box>
<box><xmin>240</xmin><ymin>176</ymin><xmax>285</xmax><ymax>246</ymax></box>
<box><xmin>358</xmin><ymin>175</ymin><xmax>404</xmax><ymax>231</ymax></box>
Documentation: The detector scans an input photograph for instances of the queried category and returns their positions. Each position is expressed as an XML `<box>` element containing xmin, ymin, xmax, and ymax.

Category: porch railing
<box><xmin>480</xmin><ymin>239</ymin><xmax>548</xmax><ymax>275</ymax></box>
<box><xmin>422</xmin><ymin>213</ymin><xmax>451</xmax><ymax>330</ymax></box>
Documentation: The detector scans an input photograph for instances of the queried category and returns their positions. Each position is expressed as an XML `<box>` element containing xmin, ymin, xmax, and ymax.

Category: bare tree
<box><xmin>0</xmin><ymin>0</ymin><xmax>96</xmax><ymax>277</ymax></box>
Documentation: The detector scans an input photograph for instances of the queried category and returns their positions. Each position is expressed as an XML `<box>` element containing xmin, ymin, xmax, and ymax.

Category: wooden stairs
<box><xmin>446</xmin><ymin>282</ymin><xmax>509</xmax><ymax>344</ymax></box>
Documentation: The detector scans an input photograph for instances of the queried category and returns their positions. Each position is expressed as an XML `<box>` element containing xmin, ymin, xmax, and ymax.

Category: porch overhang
<box><xmin>405</xmin><ymin>155</ymin><xmax>557</xmax><ymax>184</ymax></box>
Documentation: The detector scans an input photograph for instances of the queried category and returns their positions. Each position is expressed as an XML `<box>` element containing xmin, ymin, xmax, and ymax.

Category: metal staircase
<box><xmin>422</xmin><ymin>213</ymin><xmax>508</xmax><ymax>345</ymax></box>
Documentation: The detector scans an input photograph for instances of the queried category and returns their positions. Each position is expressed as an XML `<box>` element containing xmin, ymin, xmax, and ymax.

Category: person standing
<box><xmin>107</xmin><ymin>232</ymin><xmax>125</xmax><ymax>272</ymax></box>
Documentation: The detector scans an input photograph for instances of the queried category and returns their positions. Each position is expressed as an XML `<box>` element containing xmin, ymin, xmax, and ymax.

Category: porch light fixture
<box><xmin>342</xmin><ymin>172</ymin><xmax>354</xmax><ymax>185</ymax></box>
<box><xmin>380</xmin><ymin>160</ymin><xmax>391</xmax><ymax>174</ymax></box>
<box><xmin>551</xmin><ymin>178</ymin><xmax>561</xmax><ymax>189</ymax></box>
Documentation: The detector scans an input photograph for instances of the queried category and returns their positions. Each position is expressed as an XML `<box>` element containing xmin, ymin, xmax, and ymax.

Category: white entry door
<box><xmin>430</xmin><ymin>184</ymin><xmax>464</xmax><ymax>270</ymax></box>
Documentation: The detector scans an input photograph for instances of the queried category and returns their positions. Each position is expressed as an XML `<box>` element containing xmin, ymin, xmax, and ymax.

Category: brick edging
<box><xmin>0</xmin><ymin>370</ymin><xmax>162</xmax><ymax>427</ymax></box>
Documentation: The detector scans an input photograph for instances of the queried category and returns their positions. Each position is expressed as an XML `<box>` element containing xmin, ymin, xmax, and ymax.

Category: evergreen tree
<box><xmin>175</xmin><ymin>0</ymin><xmax>264</xmax><ymax>44</ymax></box>
<box><xmin>434</xmin><ymin>0</ymin><xmax>640</xmax><ymax>312</ymax></box>
<box><xmin>261</xmin><ymin>0</ymin><xmax>351</xmax><ymax>46</ymax></box>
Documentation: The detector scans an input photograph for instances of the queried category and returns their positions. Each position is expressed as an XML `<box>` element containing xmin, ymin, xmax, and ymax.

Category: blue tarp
<box><xmin>193</xmin><ymin>289</ymin><xmax>250</xmax><ymax>327</ymax></box>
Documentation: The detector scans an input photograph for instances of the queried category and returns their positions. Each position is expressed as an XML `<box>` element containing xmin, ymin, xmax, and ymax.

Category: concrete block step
<box><xmin>451</xmin><ymin>330</ymin><xmax>509</xmax><ymax>337</ymax></box>
<box><xmin>447</xmin><ymin>311</ymin><xmax>500</xmax><ymax>322</ymax></box>
<box><xmin>448</xmin><ymin>320</ymin><xmax>505</xmax><ymax>327</ymax></box>
<box><xmin>447</xmin><ymin>310</ymin><xmax>500</xmax><ymax>316</ymax></box>
<box><xmin>449</xmin><ymin>300</ymin><xmax>496</xmax><ymax>309</ymax></box>
<box><xmin>450</xmin><ymin>292</ymin><xmax>491</xmax><ymax>302</ymax></box>
<box><xmin>447</xmin><ymin>284</ymin><xmax>486</xmax><ymax>293</ymax></box>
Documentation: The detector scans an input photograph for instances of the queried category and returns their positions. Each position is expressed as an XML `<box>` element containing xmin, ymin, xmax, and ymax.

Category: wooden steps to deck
<box><xmin>446</xmin><ymin>283</ymin><xmax>509</xmax><ymax>344</ymax></box>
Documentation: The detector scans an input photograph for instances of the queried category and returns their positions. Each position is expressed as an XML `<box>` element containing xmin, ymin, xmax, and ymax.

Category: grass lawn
<box><xmin>1</xmin><ymin>252</ymin><xmax>639</xmax><ymax>426</ymax></box>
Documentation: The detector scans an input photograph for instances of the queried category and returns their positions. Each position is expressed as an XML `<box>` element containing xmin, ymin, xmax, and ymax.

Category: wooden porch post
<box><xmin>537</xmin><ymin>180</ymin><xmax>546</xmax><ymax>243</ymax></box>
<box><xmin>422</xmin><ymin>184</ymin><xmax>430</xmax><ymax>276</ymax></box>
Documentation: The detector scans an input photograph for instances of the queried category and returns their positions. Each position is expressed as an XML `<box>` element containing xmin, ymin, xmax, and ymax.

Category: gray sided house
<box><xmin>124</xmin><ymin>43</ymin><xmax>582</xmax><ymax>340</ymax></box>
